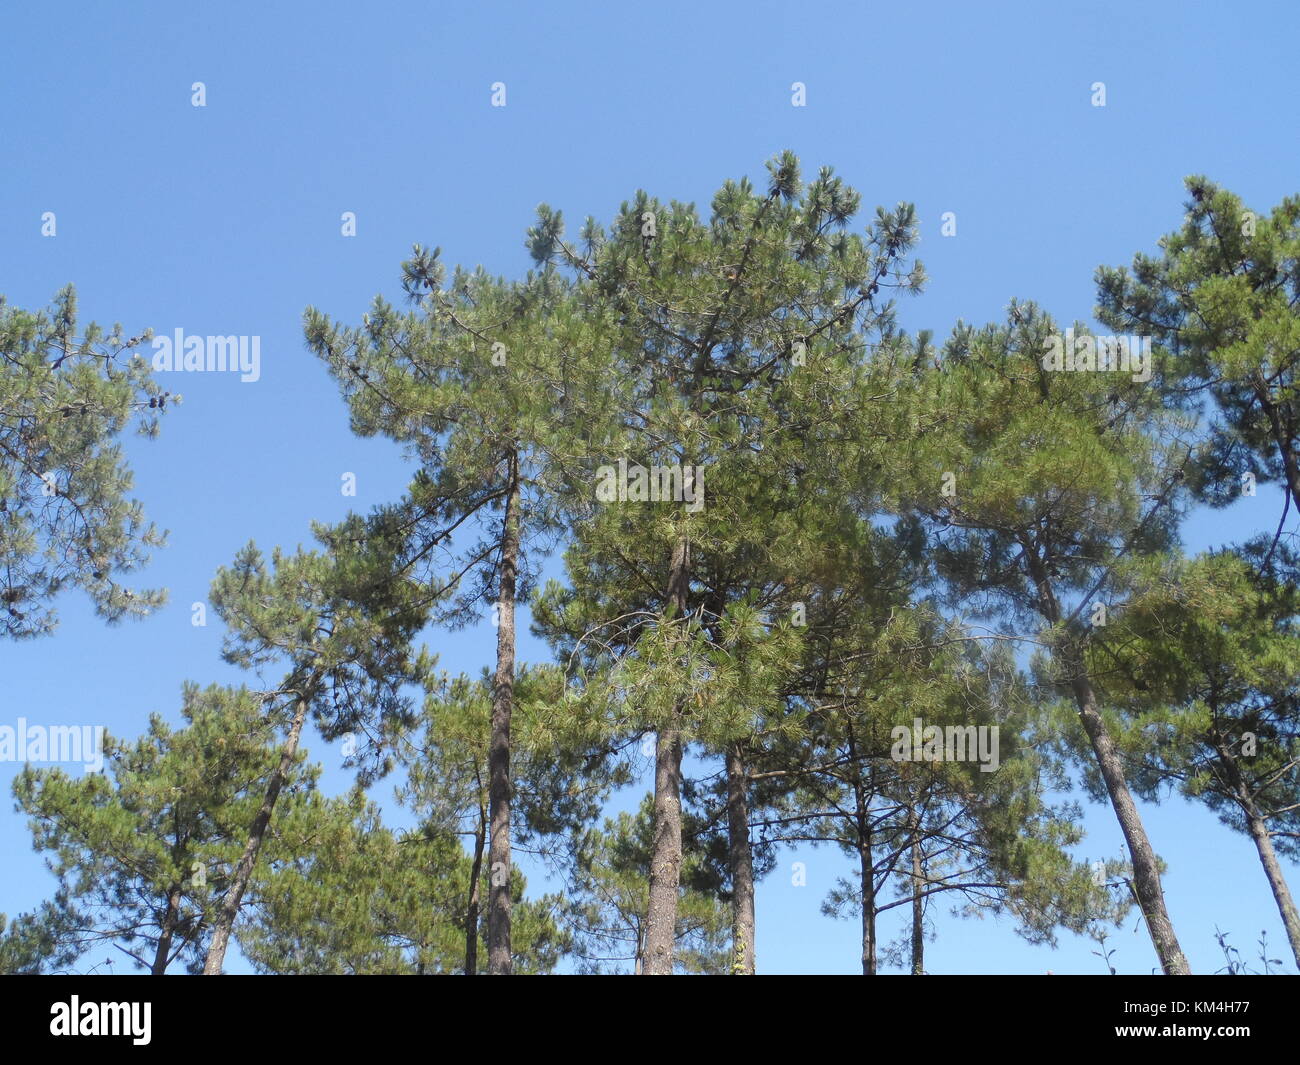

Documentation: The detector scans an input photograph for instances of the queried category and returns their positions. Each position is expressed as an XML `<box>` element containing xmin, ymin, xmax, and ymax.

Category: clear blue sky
<box><xmin>2</xmin><ymin>0</ymin><xmax>1298</xmax><ymax>974</ymax></box>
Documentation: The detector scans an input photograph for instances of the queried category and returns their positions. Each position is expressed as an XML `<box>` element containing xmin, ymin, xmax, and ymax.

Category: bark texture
<box><xmin>644</xmin><ymin>536</ymin><xmax>690</xmax><ymax>975</ymax></box>
<box><xmin>726</xmin><ymin>744</ymin><xmax>756</xmax><ymax>974</ymax></box>
<box><xmin>487</xmin><ymin>452</ymin><xmax>520</xmax><ymax>975</ymax></box>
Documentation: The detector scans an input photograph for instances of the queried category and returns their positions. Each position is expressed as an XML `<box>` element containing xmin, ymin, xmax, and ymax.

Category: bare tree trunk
<box><xmin>859</xmin><ymin>840</ymin><xmax>877</xmax><ymax>976</ymax></box>
<box><xmin>726</xmin><ymin>744</ymin><xmax>756</xmax><ymax>974</ymax></box>
<box><xmin>1246</xmin><ymin>810</ymin><xmax>1300</xmax><ymax>967</ymax></box>
<box><xmin>645</xmin><ymin>731</ymin><xmax>683</xmax><ymax>974</ymax></box>
<box><xmin>1210</xmin><ymin>743</ymin><xmax>1300</xmax><ymax>968</ymax></box>
<box><xmin>488</xmin><ymin>451</ymin><xmax>519</xmax><ymax>975</ymax></box>
<box><xmin>909</xmin><ymin>805</ymin><xmax>924</xmax><ymax>975</ymax></box>
<box><xmin>465</xmin><ymin>801</ymin><xmax>486</xmax><ymax>975</ymax></box>
<box><xmin>203</xmin><ymin>693</ymin><xmax>309</xmax><ymax>975</ymax></box>
<box><xmin>151</xmin><ymin>885</ymin><xmax>181</xmax><ymax>976</ymax></box>
<box><xmin>847</xmin><ymin>724</ymin><xmax>876</xmax><ymax>975</ymax></box>
<box><xmin>644</xmin><ymin>536</ymin><xmax>690</xmax><ymax>975</ymax></box>
<box><xmin>1255</xmin><ymin>378</ymin><xmax>1300</xmax><ymax>514</ymax></box>
<box><xmin>1066</xmin><ymin>653</ymin><xmax>1190</xmax><ymax>974</ymax></box>
<box><xmin>1022</xmin><ymin>543</ymin><xmax>1189</xmax><ymax>975</ymax></box>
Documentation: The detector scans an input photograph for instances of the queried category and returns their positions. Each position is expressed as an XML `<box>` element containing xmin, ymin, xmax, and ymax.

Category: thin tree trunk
<box><xmin>488</xmin><ymin>451</ymin><xmax>519</xmax><ymax>975</ymax></box>
<box><xmin>909</xmin><ymin>805</ymin><xmax>924</xmax><ymax>975</ymax></box>
<box><xmin>725</xmin><ymin>744</ymin><xmax>756</xmax><ymax>974</ymax></box>
<box><xmin>1022</xmin><ymin>543</ymin><xmax>1189</xmax><ymax>974</ymax></box>
<box><xmin>1246</xmin><ymin>811</ymin><xmax>1300</xmax><ymax>967</ymax></box>
<box><xmin>859</xmin><ymin>840</ymin><xmax>877</xmax><ymax>976</ymax></box>
<box><xmin>644</xmin><ymin>535</ymin><xmax>690</xmax><ymax>975</ymax></box>
<box><xmin>1254</xmin><ymin>376</ymin><xmax>1300</xmax><ymax>513</ymax></box>
<box><xmin>465</xmin><ymin>801</ymin><xmax>486</xmax><ymax>975</ymax></box>
<box><xmin>847</xmin><ymin>724</ymin><xmax>876</xmax><ymax>975</ymax></box>
<box><xmin>203</xmin><ymin>693</ymin><xmax>309</xmax><ymax>975</ymax></box>
<box><xmin>1211</xmin><ymin>741</ymin><xmax>1300</xmax><ymax>968</ymax></box>
<box><xmin>1066</xmin><ymin>653</ymin><xmax>1190</xmax><ymax>974</ymax></box>
<box><xmin>151</xmin><ymin>885</ymin><xmax>181</xmax><ymax>976</ymax></box>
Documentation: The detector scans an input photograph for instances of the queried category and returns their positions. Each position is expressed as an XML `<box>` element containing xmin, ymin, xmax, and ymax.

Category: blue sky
<box><xmin>2</xmin><ymin>0</ymin><xmax>1298</xmax><ymax>974</ymax></box>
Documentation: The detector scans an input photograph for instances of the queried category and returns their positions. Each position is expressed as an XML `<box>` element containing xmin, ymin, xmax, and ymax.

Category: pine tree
<box><xmin>305</xmin><ymin>253</ymin><xmax>615</xmax><ymax>973</ymax></box>
<box><xmin>758</xmin><ymin>599</ymin><xmax>1112</xmax><ymax>974</ymax></box>
<box><xmin>562</xmin><ymin>801</ymin><xmax>731</xmax><ymax>974</ymax></box>
<box><xmin>391</xmin><ymin>666</ymin><xmax>622</xmax><ymax>974</ymax></box>
<box><xmin>527</xmin><ymin>151</ymin><xmax>923</xmax><ymax>972</ymax></box>
<box><xmin>897</xmin><ymin>303</ymin><xmax>1195</xmax><ymax>973</ymax></box>
<box><xmin>1097</xmin><ymin>178</ymin><xmax>1300</xmax><ymax>516</ymax></box>
<box><xmin>1084</xmin><ymin>544</ymin><xmax>1300</xmax><ymax>966</ymax></box>
<box><xmin>0</xmin><ymin>899</ymin><xmax>82</xmax><ymax>974</ymax></box>
<box><xmin>239</xmin><ymin>788</ymin><xmax>570</xmax><ymax>974</ymax></box>
<box><xmin>201</xmin><ymin>523</ymin><xmax>433</xmax><ymax>974</ymax></box>
<box><xmin>0</xmin><ymin>286</ymin><xmax>170</xmax><ymax>638</ymax></box>
<box><xmin>9</xmin><ymin>683</ymin><xmax>316</xmax><ymax>974</ymax></box>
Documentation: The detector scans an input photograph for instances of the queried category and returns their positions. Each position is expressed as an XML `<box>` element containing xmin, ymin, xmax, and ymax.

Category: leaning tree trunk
<box><xmin>726</xmin><ymin>744</ymin><xmax>756</xmax><ymax>974</ymax></box>
<box><xmin>644</xmin><ymin>535</ymin><xmax>690</xmax><ymax>975</ymax></box>
<box><xmin>151</xmin><ymin>885</ymin><xmax>181</xmax><ymax>976</ymax></box>
<box><xmin>1244</xmin><ymin>807</ymin><xmax>1300</xmax><ymax>967</ymax></box>
<box><xmin>488</xmin><ymin>451</ymin><xmax>519</xmax><ymax>975</ymax></box>
<box><xmin>1255</xmin><ymin>376</ymin><xmax>1300</xmax><ymax>515</ymax></box>
<box><xmin>1217</xmin><ymin>746</ymin><xmax>1300</xmax><ymax>967</ymax></box>
<box><xmin>1066</xmin><ymin>652</ymin><xmax>1190</xmax><ymax>974</ymax></box>
<box><xmin>1023</xmin><ymin>545</ymin><xmax>1189</xmax><ymax>975</ymax></box>
<box><xmin>203</xmin><ymin>693</ymin><xmax>310</xmax><ymax>975</ymax></box>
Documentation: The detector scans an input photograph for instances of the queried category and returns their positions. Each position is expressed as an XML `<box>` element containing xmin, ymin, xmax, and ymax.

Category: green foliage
<box><xmin>900</xmin><ymin>303</ymin><xmax>1191</xmax><ymax>636</ymax></box>
<box><xmin>17</xmin><ymin>163</ymin><xmax>1300</xmax><ymax>976</ymax></box>
<box><xmin>303</xmin><ymin>243</ymin><xmax>619</xmax><ymax>619</ymax></box>
<box><xmin>8</xmin><ymin>683</ymin><xmax>315</xmax><ymax>974</ymax></box>
<box><xmin>1084</xmin><ymin>544</ymin><xmax>1300</xmax><ymax>855</ymax></box>
<box><xmin>395</xmin><ymin>666</ymin><xmax>626</xmax><ymax>856</ymax></box>
<box><xmin>561</xmin><ymin>801</ymin><xmax>731</xmax><ymax>974</ymax></box>
<box><xmin>210</xmin><ymin>527</ymin><xmax>435</xmax><ymax>785</ymax></box>
<box><xmin>0</xmin><ymin>897</ymin><xmax>83</xmax><ymax>974</ymax></box>
<box><xmin>1098</xmin><ymin>178</ymin><xmax>1300</xmax><ymax>510</ymax></box>
<box><xmin>0</xmin><ymin>286</ymin><xmax>170</xmax><ymax>638</ymax></box>
<box><xmin>239</xmin><ymin>789</ymin><xmax>570</xmax><ymax>974</ymax></box>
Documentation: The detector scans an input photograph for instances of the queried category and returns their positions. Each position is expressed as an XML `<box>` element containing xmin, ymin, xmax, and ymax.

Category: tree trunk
<box><xmin>858</xmin><ymin>840</ymin><xmax>877</xmax><ymax>976</ymax></box>
<box><xmin>909</xmin><ymin>805</ymin><xmax>925</xmax><ymax>976</ymax></box>
<box><xmin>1066</xmin><ymin>654</ymin><xmax>1190</xmax><ymax>974</ymax></box>
<box><xmin>644</xmin><ymin>536</ymin><xmax>690</xmax><ymax>975</ymax></box>
<box><xmin>1215</xmin><ymin>744</ymin><xmax>1300</xmax><ymax>968</ymax></box>
<box><xmin>465</xmin><ymin>803</ymin><xmax>486</xmax><ymax>975</ymax></box>
<box><xmin>1254</xmin><ymin>376</ymin><xmax>1300</xmax><ymax>514</ymax></box>
<box><xmin>645</xmin><ymin>731</ymin><xmax>683</xmax><ymax>974</ymax></box>
<box><xmin>1021</xmin><ymin>543</ymin><xmax>1190</xmax><ymax>975</ymax></box>
<box><xmin>847</xmin><ymin>725</ymin><xmax>876</xmax><ymax>975</ymax></box>
<box><xmin>1246</xmin><ymin>811</ymin><xmax>1300</xmax><ymax>967</ymax></box>
<box><xmin>488</xmin><ymin>451</ymin><xmax>519</xmax><ymax>975</ymax></box>
<box><xmin>725</xmin><ymin>744</ymin><xmax>756</xmax><ymax>974</ymax></box>
<box><xmin>151</xmin><ymin>885</ymin><xmax>181</xmax><ymax>976</ymax></box>
<box><xmin>203</xmin><ymin>693</ymin><xmax>309</xmax><ymax>975</ymax></box>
